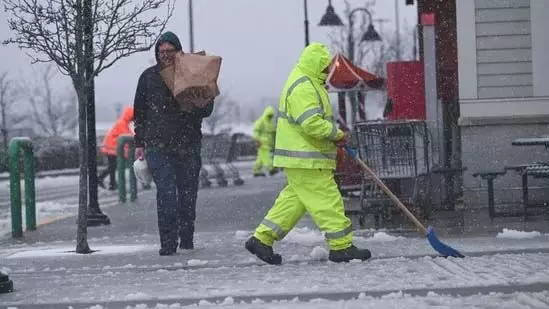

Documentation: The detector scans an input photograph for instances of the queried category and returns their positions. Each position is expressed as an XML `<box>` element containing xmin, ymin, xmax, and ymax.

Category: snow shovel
<box><xmin>343</xmin><ymin>146</ymin><xmax>464</xmax><ymax>258</ymax></box>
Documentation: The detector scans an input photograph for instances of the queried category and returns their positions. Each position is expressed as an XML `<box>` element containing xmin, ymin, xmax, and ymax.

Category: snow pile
<box><xmin>119</xmin><ymin>291</ymin><xmax>549</xmax><ymax>308</ymax></box>
<box><xmin>366</xmin><ymin>232</ymin><xmax>404</xmax><ymax>242</ymax></box>
<box><xmin>187</xmin><ymin>259</ymin><xmax>208</xmax><ymax>266</ymax></box>
<box><xmin>496</xmin><ymin>228</ymin><xmax>541</xmax><ymax>239</ymax></box>
<box><xmin>234</xmin><ymin>230</ymin><xmax>251</xmax><ymax>240</ymax></box>
<box><xmin>125</xmin><ymin>292</ymin><xmax>150</xmax><ymax>300</ymax></box>
<box><xmin>309</xmin><ymin>246</ymin><xmax>328</xmax><ymax>261</ymax></box>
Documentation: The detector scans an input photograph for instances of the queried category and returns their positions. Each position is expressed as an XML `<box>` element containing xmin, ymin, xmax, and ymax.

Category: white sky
<box><xmin>0</xmin><ymin>0</ymin><xmax>417</xmax><ymax>122</ymax></box>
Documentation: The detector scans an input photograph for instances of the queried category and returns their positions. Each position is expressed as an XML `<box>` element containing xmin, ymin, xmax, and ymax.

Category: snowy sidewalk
<box><xmin>1</xmin><ymin>173</ymin><xmax>549</xmax><ymax>308</ymax></box>
<box><xmin>1</xmin><ymin>229</ymin><xmax>549</xmax><ymax>308</ymax></box>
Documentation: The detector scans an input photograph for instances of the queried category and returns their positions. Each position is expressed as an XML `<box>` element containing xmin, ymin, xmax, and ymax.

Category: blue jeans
<box><xmin>145</xmin><ymin>147</ymin><xmax>201</xmax><ymax>250</ymax></box>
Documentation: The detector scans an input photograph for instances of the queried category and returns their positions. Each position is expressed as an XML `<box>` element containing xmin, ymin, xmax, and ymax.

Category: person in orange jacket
<box><xmin>98</xmin><ymin>106</ymin><xmax>134</xmax><ymax>190</ymax></box>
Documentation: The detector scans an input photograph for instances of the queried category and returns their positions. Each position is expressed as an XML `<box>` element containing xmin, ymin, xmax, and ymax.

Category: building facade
<box><xmin>456</xmin><ymin>0</ymin><xmax>549</xmax><ymax>207</ymax></box>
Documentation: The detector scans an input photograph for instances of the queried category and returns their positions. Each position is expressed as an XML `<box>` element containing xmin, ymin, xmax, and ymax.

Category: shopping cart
<box><xmin>200</xmin><ymin>133</ymin><xmax>244</xmax><ymax>187</ymax></box>
<box><xmin>353</xmin><ymin>120</ymin><xmax>432</xmax><ymax>228</ymax></box>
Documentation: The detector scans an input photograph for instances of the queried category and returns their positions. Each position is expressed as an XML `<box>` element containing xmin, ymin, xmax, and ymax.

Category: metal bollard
<box><xmin>8</xmin><ymin>137</ymin><xmax>36</xmax><ymax>238</ymax></box>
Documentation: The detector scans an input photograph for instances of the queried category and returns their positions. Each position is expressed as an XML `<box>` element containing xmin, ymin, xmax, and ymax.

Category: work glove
<box><xmin>335</xmin><ymin>131</ymin><xmax>351</xmax><ymax>147</ymax></box>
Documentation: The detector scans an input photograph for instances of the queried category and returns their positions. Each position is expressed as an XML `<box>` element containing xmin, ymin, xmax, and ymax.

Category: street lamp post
<box><xmin>320</xmin><ymin>6</ymin><xmax>380</xmax><ymax>127</ymax></box>
<box><xmin>346</xmin><ymin>8</ymin><xmax>381</xmax><ymax>65</ymax></box>
<box><xmin>305</xmin><ymin>0</ymin><xmax>343</xmax><ymax>47</ymax></box>
<box><xmin>346</xmin><ymin>8</ymin><xmax>380</xmax><ymax>126</ymax></box>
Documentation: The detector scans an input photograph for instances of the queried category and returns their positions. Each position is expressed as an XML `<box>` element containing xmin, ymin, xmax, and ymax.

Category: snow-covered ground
<box><xmin>1</xmin><ymin>227</ymin><xmax>549</xmax><ymax>308</ymax></box>
<box><xmin>1</xmin><ymin>162</ymin><xmax>548</xmax><ymax>308</ymax></box>
<box><xmin>98</xmin><ymin>291</ymin><xmax>549</xmax><ymax>309</ymax></box>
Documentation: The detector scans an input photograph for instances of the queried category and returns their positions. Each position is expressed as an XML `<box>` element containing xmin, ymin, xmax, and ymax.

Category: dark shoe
<box><xmin>159</xmin><ymin>247</ymin><xmax>177</xmax><ymax>256</ymax></box>
<box><xmin>98</xmin><ymin>179</ymin><xmax>105</xmax><ymax>189</ymax></box>
<box><xmin>253</xmin><ymin>173</ymin><xmax>266</xmax><ymax>177</ymax></box>
<box><xmin>329</xmin><ymin>245</ymin><xmax>371</xmax><ymax>263</ymax></box>
<box><xmin>245</xmin><ymin>236</ymin><xmax>282</xmax><ymax>265</ymax></box>
<box><xmin>179</xmin><ymin>239</ymin><xmax>194</xmax><ymax>250</ymax></box>
<box><xmin>269</xmin><ymin>168</ymin><xmax>280</xmax><ymax>176</ymax></box>
<box><xmin>86</xmin><ymin>210</ymin><xmax>111</xmax><ymax>226</ymax></box>
<box><xmin>108</xmin><ymin>183</ymin><xmax>117</xmax><ymax>191</ymax></box>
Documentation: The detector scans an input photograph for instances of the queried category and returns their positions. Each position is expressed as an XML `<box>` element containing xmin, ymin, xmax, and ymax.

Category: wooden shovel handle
<box><xmin>352</xmin><ymin>154</ymin><xmax>428</xmax><ymax>235</ymax></box>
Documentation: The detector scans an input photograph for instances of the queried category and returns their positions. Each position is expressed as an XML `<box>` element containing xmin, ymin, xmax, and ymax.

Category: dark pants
<box><xmin>98</xmin><ymin>155</ymin><xmax>117</xmax><ymax>188</ymax></box>
<box><xmin>145</xmin><ymin>147</ymin><xmax>201</xmax><ymax>251</ymax></box>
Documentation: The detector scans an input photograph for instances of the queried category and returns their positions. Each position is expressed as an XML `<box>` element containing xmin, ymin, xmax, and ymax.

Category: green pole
<box><xmin>116</xmin><ymin>135</ymin><xmax>135</xmax><ymax>203</ymax></box>
<box><xmin>23</xmin><ymin>144</ymin><xmax>36</xmax><ymax>230</ymax></box>
<box><xmin>8</xmin><ymin>138</ymin><xmax>35</xmax><ymax>237</ymax></box>
<box><xmin>8</xmin><ymin>140</ymin><xmax>22</xmax><ymax>238</ymax></box>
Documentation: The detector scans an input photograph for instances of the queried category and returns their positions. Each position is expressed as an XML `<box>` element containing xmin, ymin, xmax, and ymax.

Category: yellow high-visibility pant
<box><xmin>253</xmin><ymin>147</ymin><xmax>274</xmax><ymax>174</ymax></box>
<box><xmin>254</xmin><ymin>168</ymin><xmax>353</xmax><ymax>250</ymax></box>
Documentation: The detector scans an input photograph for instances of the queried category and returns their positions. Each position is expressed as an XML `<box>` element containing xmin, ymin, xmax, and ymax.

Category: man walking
<box><xmin>252</xmin><ymin>105</ymin><xmax>278</xmax><ymax>177</ymax></box>
<box><xmin>245</xmin><ymin>43</ymin><xmax>371</xmax><ymax>264</ymax></box>
<box><xmin>133</xmin><ymin>31</ymin><xmax>213</xmax><ymax>256</ymax></box>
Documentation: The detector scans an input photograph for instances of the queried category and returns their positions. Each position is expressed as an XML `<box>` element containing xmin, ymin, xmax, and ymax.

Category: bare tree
<box><xmin>3</xmin><ymin>0</ymin><xmax>174</xmax><ymax>253</ymax></box>
<box><xmin>0</xmin><ymin>72</ymin><xmax>26</xmax><ymax>153</ymax></box>
<box><xmin>27</xmin><ymin>65</ymin><xmax>77</xmax><ymax>137</ymax></box>
<box><xmin>203</xmin><ymin>94</ymin><xmax>238</xmax><ymax>135</ymax></box>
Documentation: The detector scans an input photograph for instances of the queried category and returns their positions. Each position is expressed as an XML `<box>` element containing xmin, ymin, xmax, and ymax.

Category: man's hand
<box><xmin>335</xmin><ymin>131</ymin><xmax>351</xmax><ymax>147</ymax></box>
<box><xmin>135</xmin><ymin>147</ymin><xmax>145</xmax><ymax>161</ymax></box>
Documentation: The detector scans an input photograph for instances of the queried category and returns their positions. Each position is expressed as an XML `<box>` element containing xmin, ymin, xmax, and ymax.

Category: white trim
<box><xmin>530</xmin><ymin>0</ymin><xmax>549</xmax><ymax>96</ymax></box>
<box><xmin>460</xmin><ymin>96</ymin><xmax>549</xmax><ymax>118</ymax></box>
<box><xmin>456</xmin><ymin>0</ymin><xmax>478</xmax><ymax>100</ymax></box>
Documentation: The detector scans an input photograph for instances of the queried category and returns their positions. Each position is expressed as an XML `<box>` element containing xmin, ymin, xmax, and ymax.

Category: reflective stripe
<box><xmin>327</xmin><ymin>123</ymin><xmax>339</xmax><ymax>141</ymax></box>
<box><xmin>274</xmin><ymin>149</ymin><xmax>337</xmax><ymax>160</ymax></box>
<box><xmin>283</xmin><ymin>76</ymin><xmax>324</xmax><ymax>114</ymax></box>
<box><xmin>261</xmin><ymin>218</ymin><xmax>286</xmax><ymax>239</ymax></box>
<box><xmin>295</xmin><ymin>107</ymin><xmax>323</xmax><ymax>125</ymax></box>
<box><xmin>325</xmin><ymin>225</ymin><xmax>353</xmax><ymax>240</ymax></box>
<box><xmin>278</xmin><ymin>110</ymin><xmax>333</xmax><ymax>126</ymax></box>
<box><xmin>277</xmin><ymin>111</ymin><xmax>297</xmax><ymax>125</ymax></box>
<box><xmin>287</xmin><ymin>76</ymin><xmax>311</xmax><ymax>97</ymax></box>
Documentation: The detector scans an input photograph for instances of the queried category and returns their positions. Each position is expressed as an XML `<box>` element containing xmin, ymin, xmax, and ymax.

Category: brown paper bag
<box><xmin>160</xmin><ymin>51</ymin><xmax>222</xmax><ymax>112</ymax></box>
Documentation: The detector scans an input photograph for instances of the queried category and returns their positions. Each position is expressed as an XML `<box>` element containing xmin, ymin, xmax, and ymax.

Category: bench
<box><xmin>474</xmin><ymin>163</ymin><xmax>549</xmax><ymax>221</ymax></box>
<box><xmin>472</xmin><ymin>170</ymin><xmax>507</xmax><ymax>221</ymax></box>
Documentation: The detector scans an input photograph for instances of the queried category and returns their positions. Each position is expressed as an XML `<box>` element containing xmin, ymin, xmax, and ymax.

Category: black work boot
<box><xmin>269</xmin><ymin>168</ymin><xmax>280</xmax><ymax>176</ymax></box>
<box><xmin>329</xmin><ymin>245</ymin><xmax>371</xmax><ymax>263</ymax></box>
<box><xmin>245</xmin><ymin>236</ymin><xmax>282</xmax><ymax>265</ymax></box>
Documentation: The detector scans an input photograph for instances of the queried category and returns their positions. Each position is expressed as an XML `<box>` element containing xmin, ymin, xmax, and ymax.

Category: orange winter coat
<box><xmin>100</xmin><ymin>107</ymin><xmax>134</xmax><ymax>156</ymax></box>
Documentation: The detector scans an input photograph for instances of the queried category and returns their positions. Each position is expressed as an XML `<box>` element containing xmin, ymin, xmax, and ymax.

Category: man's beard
<box><xmin>160</xmin><ymin>58</ymin><xmax>174</xmax><ymax>68</ymax></box>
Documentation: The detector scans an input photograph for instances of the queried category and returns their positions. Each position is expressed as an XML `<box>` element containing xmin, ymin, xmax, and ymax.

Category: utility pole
<box><xmin>303</xmin><ymin>0</ymin><xmax>309</xmax><ymax>47</ymax></box>
<box><xmin>394</xmin><ymin>0</ymin><xmax>401</xmax><ymax>60</ymax></box>
<box><xmin>189</xmin><ymin>0</ymin><xmax>194</xmax><ymax>53</ymax></box>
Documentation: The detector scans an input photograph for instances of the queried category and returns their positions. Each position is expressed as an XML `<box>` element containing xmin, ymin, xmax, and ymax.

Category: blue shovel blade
<box><xmin>426</xmin><ymin>226</ymin><xmax>465</xmax><ymax>258</ymax></box>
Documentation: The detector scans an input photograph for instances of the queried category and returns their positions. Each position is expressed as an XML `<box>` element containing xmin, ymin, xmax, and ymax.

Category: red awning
<box><xmin>325</xmin><ymin>54</ymin><xmax>385</xmax><ymax>92</ymax></box>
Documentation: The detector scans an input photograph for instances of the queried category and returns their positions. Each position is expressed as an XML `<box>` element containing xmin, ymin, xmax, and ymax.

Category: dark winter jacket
<box><xmin>133</xmin><ymin>31</ymin><xmax>214</xmax><ymax>151</ymax></box>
